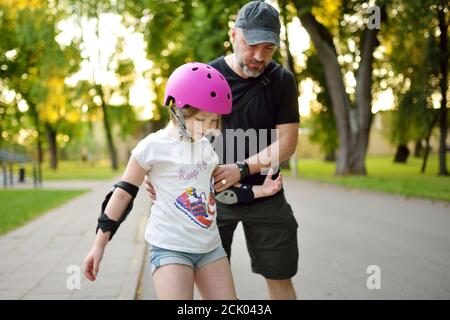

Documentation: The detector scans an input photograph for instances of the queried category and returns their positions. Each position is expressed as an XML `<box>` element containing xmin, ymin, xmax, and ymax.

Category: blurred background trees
<box><xmin>0</xmin><ymin>0</ymin><xmax>448</xmax><ymax>177</ymax></box>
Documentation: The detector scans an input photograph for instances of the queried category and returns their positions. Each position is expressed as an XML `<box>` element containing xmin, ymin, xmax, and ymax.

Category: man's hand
<box><xmin>144</xmin><ymin>176</ymin><xmax>156</xmax><ymax>201</ymax></box>
<box><xmin>213</xmin><ymin>164</ymin><xmax>241</xmax><ymax>192</ymax></box>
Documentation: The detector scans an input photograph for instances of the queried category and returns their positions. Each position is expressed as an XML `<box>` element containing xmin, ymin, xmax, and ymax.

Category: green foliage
<box><xmin>385</xmin><ymin>0</ymin><xmax>446</xmax><ymax>147</ymax></box>
<box><xmin>0</xmin><ymin>189</ymin><xmax>88</xmax><ymax>235</ymax></box>
<box><xmin>294</xmin><ymin>0</ymin><xmax>446</xmax><ymax>163</ymax></box>
<box><xmin>0</xmin><ymin>1</ymin><xmax>82</xmax><ymax>156</ymax></box>
<box><xmin>292</xmin><ymin>155</ymin><xmax>450</xmax><ymax>202</ymax></box>
<box><xmin>125</xmin><ymin>0</ymin><xmax>248</xmax><ymax>123</ymax></box>
<box><xmin>1</xmin><ymin>0</ymin><xmax>445</xmax><ymax>171</ymax></box>
<box><xmin>309</xmin><ymin>105</ymin><xmax>339</xmax><ymax>157</ymax></box>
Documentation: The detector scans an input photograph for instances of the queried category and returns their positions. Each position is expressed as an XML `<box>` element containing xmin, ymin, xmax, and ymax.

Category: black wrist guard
<box><xmin>236</xmin><ymin>160</ymin><xmax>250</xmax><ymax>180</ymax></box>
<box><xmin>96</xmin><ymin>181</ymin><xmax>139</xmax><ymax>241</ymax></box>
<box><xmin>215</xmin><ymin>184</ymin><xmax>254</xmax><ymax>204</ymax></box>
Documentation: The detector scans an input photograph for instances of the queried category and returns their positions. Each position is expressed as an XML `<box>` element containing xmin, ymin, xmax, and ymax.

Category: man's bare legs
<box><xmin>266</xmin><ymin>278</ymin><xmax>297</xmax><ymax>300</ymax></box>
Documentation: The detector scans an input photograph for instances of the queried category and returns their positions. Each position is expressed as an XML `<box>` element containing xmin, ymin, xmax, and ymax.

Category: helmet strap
<box><xmin>168</xmin><ymin>104</ymin><xmax>193</xmax><ymax>142</ymax></box>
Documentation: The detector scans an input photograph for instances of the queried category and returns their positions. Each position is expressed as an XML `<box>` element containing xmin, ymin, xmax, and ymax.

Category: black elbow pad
<box><xmin>96</xmin><ymin>181</ymin><xmax>139</xmax><ymax>240</ymax></box>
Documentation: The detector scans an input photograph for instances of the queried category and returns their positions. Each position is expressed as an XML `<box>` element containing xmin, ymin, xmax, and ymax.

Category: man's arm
<box><xmin>246</xmin><ymin>122</ymin><xmax>298</xmax><ymax>175</ymax></box>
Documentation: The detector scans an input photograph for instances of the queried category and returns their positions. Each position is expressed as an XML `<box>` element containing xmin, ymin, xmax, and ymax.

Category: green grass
<box><xmin>21</xmin><ymin>160</ymin><xmax>123</xmax><ymax>181</ymax></box>
<box><xmin>0</xmin><ymin>189</ymin><xmax>88</xmax><ymax>235</ymax></box>
<box><xmin>288</xmin><ymin>154</ymin><xmax>450</xmax><ymax>202</ymax></box>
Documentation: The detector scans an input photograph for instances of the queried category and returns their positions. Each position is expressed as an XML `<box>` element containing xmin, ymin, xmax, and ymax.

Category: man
<box><xmin>147</xmin><ymin>1</ymin><xmax>300</xmax><ymax>300</ymax></box>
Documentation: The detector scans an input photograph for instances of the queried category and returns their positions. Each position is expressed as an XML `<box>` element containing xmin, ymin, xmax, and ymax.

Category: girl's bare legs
<box><xmin>153</xmin><ymin>264</ymin><xmax>195</xmax><ymax>299</ymax></box>
<box><xmin>195</xmin><ymin>257</ymin><xmax>237</xmax><ymax>300</ymax></box>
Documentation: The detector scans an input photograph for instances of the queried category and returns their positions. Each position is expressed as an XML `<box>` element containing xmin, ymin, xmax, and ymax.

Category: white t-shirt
<box><xmin>131</xmin><ymin>128</ymin><xmax>221</xmax><ymax>253</ymax></box>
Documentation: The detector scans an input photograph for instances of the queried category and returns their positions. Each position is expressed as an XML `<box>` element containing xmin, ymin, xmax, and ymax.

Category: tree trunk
<box><xmin>352</xmin><ymin>21</ymin><xmax>384</xmax><ymax>174</ymax></box>
<box><xmin>96</xmin><ymin>84</ymin><xmax>118</xmax><ymax>170</ymax></box>
<box><xmin>45</xmin><ymin>122</ymin><xmax>58</xmax><ymax>170</ymax></box>
<box><xmin>414</xmin><ymin>139</ymin><xmax>423</xmax><ymax>157</ymax></box>
<box><xmin>0</xmin><ymin>102</ymin><xmax>5</xmax><ymax>151</ymax></box>
<box><xmin>279</xmin><ymin>0</ymin><xmax>300</xmax><ymax>95</ymax></box>
<box><xmin>437</xmin><ymin>4</ymin><xmax>448</xmax><ymax>176</ymax></box>
<box><xmin>394</xmin><ymin>145</ymin><xmax>410</xmax><ymax>163</ymax></box>
<box><xmin>2</xmin><ymin>161</ymin><xmax>6</xmax><ymax>188</ymax></box>
<box><xmin>297</xmin><ymin>12</ymin><xmax>354</xmax><ymax>175</ymax></box>
<box><xmin>421</xmin><ymin>114</ymin><xmax>439</xmax><ymax>174</ymax></box>
<box><xmin>324</xmin><ymin>151</ymin><xmax>336</xmax><ymax>162</ymax></box>
<box><xmin>280</xmin><ymin>0</ymin><xmax>300</xmax><ymax>175</ymax></box>
<box><xmin>421</xmin><ymin>139</ymin><xmax>431</xmax><ymax>174</ymax></box>
<box><xmin>296</xmin><ymin>7</ymin><xmax>384</xmax><ymax>176</ymax></box>
<box><xmin>28</xmin><ymin>102</ymin><xmax>43</xmax><ymax>185</ymax></box>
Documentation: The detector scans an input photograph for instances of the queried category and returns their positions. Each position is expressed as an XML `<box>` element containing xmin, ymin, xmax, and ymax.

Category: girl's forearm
<box><xmin>91</xmin><ymin>156</ymin><xmax>147</xmax><ymax>249</ymax></box>
<box><xmin>94</xmin><ymin>230</ymin><xmax>110</xmax><ymax>249</ymax></box>
<box><xmin>252</xmin><ymin>185</ymin><xmax>267</xmax><ymax>199</ymax></box>
<box><xmin>93</xmin><ymin>188</ymin><xmax>133</xmax><ymax>249</ymax></box>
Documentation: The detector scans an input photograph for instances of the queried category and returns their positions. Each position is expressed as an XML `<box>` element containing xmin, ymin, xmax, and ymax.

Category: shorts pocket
<box><xmin>274</xmin><ymin>202</ymin><xmax>297</xmax><ymax>222</ymax></box>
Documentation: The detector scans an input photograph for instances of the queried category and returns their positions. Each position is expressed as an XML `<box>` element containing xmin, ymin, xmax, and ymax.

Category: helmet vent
<box><xmin>210</xmin><ymin>92</ymin><xmax>216</xmax><ymax>98</ymax></box>
<box><xmin>192</xmin><ymin>67</ymin><xmax>199</xmax><ymax>71</ymax></box>
<box><xmin>207</xmin><ymin>73</ymin><xmax>212</xmax><ymax>79</ymax></box>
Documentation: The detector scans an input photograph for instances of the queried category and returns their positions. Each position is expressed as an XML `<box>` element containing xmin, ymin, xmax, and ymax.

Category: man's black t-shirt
<box><xmin>209</xmin><ymin>56</ymin><xmax>299</xmax><ymax>199</ymax></box>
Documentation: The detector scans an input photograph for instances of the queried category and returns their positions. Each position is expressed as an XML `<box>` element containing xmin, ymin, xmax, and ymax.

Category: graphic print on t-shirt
<box><xmin>174</xmin><ymin>186</ymin><xmax>216</xmax><ymax>229</ymax></box>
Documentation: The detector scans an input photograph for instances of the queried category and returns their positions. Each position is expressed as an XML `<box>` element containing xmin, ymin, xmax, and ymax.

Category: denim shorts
<box><xmin>148</xmin><ymin>244</ymin><xmax>228</xmax><ymax>275</ymax></box>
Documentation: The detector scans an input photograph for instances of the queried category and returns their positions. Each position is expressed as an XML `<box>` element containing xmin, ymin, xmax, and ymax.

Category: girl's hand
<box><xmin>144</xmin><ymin>176</ymin><xmax>156</xmax><ymax>201</ymax></box>
<box><xmin>254</xmin><ymin>168</ymin><xmax>282</xmax><ymax>198</ymax></box>
<box><xmin>83</xmin><ymin>245</ymin><xmax>105</xmax><ymax>281</ymax></box>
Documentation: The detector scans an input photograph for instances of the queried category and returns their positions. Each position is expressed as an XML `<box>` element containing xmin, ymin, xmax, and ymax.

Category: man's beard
<box><xmin>233</xmin><ymin>42</ymin><xmax>266</xmax><ymax>78</ymax></box>
<box><xmin>238</xmin><ymin>60</ymin><xmax>265</xmax><ymax>78</ymax></box>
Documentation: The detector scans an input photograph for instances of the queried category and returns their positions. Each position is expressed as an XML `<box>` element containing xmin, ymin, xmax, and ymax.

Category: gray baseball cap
<box><xmin>235</xmin><ymin>1</ymin><xmax>281</xmax><ymax>47</ymax></box>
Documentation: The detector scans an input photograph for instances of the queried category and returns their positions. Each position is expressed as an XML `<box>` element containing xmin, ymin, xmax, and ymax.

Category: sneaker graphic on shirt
<box><xmin>174</xmin><ymin>187</ymin><xmax>216</xmax><ymax>228</ymax></box>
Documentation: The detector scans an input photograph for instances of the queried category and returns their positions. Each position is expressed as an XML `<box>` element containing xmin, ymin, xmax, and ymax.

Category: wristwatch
<box><xmin>235</xmin><ymin>160</ymin><xmax>250</xmax><ymax>180</ymax></box>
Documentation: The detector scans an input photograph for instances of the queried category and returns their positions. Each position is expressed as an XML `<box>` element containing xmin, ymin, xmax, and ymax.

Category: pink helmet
<box><xmin>164</xmin><ymin>62</ymin><xmax>232</xmax><ymax>115</ymax></box>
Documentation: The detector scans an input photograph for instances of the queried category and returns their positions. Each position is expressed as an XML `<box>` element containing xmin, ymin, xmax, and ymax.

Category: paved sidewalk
<box><xmin>3</xmin><ymin>175</ymin><xmax>449</xmax><ymax>300</ymax></box>
<box><xmin>138</xmin><ymin>176</ymin><xmax>450</xmax><ymax>300</ymax></box>
<box><xmin>0</xmin><ymin>178</ymin><xmax>150</xmax><ymax>300</ymax></box>
<box><xmin>229</xmin><ymin>178</ymin><xmax>450</xmax><ymax>299</ymax></box>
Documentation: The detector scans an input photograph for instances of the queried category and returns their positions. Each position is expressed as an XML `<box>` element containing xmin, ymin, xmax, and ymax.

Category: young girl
<box><xmin>83</xmin><ymin>62</ymin><xmax>282</xmax><ymax>300</ymax></box>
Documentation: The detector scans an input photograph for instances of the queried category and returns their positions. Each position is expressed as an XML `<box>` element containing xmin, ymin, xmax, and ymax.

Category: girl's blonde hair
<box><xmin>169</xmin><ymin>105</ymin><xmax>222</xmax><ymax>131</ymax></box>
